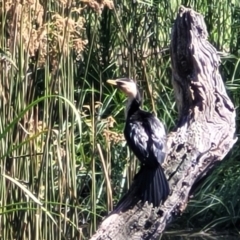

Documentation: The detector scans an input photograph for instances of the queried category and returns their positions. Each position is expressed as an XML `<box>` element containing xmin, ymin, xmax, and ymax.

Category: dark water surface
<box><xmin>162</xmin><ymin>230</ymin><xmax>240</xmax><ymax>240</ymax></box>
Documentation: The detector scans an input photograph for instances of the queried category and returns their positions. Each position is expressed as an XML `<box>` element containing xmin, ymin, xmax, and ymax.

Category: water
<box><xmin>162</xmin><ymin>230</ymin><xmax>240</xmax><ymax>240</ymax></box>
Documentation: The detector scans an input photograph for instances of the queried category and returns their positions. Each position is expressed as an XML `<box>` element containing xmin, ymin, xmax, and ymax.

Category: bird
<box><xmin>107</xmin><ymin>77</ymin><xmax>169</xmax><ymax>210</ymax></box>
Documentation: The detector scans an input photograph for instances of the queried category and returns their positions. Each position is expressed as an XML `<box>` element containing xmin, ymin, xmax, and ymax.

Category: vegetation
<box><xmin>0</xmin><ymin>0</ymin><xmax>239</xmax><ymax>239</ymax></box>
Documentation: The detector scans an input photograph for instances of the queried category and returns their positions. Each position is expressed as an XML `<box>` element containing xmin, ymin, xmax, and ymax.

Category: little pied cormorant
<box><xmin>107</xmin><ymin>78</ymin><xmax>169</xmax><ymax>208</ymax></box>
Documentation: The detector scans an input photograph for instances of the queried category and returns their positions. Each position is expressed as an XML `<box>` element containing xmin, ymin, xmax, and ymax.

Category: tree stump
<box><xmin>90</xmin><ymin>6</ymin><xmax>237</xmax><ymax>240</ymax></box>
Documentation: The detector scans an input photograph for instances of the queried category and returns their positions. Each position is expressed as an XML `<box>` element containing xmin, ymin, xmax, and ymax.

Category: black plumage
<box><xmin>107</xmin><ymin>78</ymin><xmax>169</xmax><ymax>210</ymax></box>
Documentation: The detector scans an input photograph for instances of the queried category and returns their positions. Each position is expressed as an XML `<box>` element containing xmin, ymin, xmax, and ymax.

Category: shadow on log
<box><xmin>90</xmin><ymin>6</ymin><xmax>237</xmax><ymax>240</ymax></box>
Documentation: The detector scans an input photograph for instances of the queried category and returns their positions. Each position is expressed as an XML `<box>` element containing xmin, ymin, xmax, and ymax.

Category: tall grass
<box><xmin>0</xmin><ymin>0</ymin><xmax>239</xmax><ymax>239</ymax></box>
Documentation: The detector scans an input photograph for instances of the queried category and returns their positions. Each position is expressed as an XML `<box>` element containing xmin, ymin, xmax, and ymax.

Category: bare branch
<box><xmin>90</xmin><ymin>6</ymin><xmax>237</xmax><ymax>240</ymax></box>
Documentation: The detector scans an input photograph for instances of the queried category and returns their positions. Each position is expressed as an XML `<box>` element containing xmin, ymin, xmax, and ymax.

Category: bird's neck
<box><xmin>125</xmin><ymin>93</ymin><xmax>141</xmax><ymax>119</ymax></box>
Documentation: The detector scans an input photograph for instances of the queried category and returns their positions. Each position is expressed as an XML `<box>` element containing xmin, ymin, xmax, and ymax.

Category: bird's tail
<box><xmin>113</xmin><ymin>165</ymin><xmax>169</xmax><ymax>213</ymax></box>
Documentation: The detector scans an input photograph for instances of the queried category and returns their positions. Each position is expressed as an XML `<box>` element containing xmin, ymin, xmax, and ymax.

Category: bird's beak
<box><xmin>106</xmin><ymin>79</ymin><xmax>118</xmax><ymax>86</ymax></box>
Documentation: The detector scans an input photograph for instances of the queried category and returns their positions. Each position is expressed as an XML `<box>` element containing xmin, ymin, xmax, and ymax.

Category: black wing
<box><xmin>146</xmin><ymin>115</ymin><xmax>167</xmax><ymax>164</ymax></box>
<box><xmin>124</xmin><ymin>111</ymin><xmax>166</xmax><ymax>166</ymax></box>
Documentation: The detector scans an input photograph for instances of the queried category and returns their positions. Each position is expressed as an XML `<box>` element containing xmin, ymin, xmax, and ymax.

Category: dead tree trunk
<box><xmin>90</xmin><ymin>6</ymin><xmax>237</xmax><ymax>240</ymax></box>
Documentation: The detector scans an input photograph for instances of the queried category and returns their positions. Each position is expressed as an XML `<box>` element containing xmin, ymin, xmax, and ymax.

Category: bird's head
<box><xmin>107</xmin><ymin>78</ymin><xmax>138</xmax><ymax>99</ymax></box>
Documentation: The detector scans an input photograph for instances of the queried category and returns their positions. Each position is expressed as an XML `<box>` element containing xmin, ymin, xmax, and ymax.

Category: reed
<box><xmin>0</xmin><ymin>0</ymin><xmax>239</xmax><ymax>239</ymax></box>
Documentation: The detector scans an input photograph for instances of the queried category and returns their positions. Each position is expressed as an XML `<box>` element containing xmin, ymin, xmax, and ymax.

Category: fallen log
<box><xmin>90</xmin><ymin>6</ymin><xmax>237</xmax><ymax>240</ymax></box>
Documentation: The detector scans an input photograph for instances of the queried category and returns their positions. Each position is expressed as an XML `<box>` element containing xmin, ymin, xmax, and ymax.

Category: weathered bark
<box><xmin>90</xmin><ymin>6</ymin><xmax>237</xmax><ymax>240</ymax></box>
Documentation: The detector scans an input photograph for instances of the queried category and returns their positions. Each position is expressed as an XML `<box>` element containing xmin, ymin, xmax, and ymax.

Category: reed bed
<box><xmin>0</xmin><ymin>0</ymin><xmax>239</xmax><ymax>239</ymax></box>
